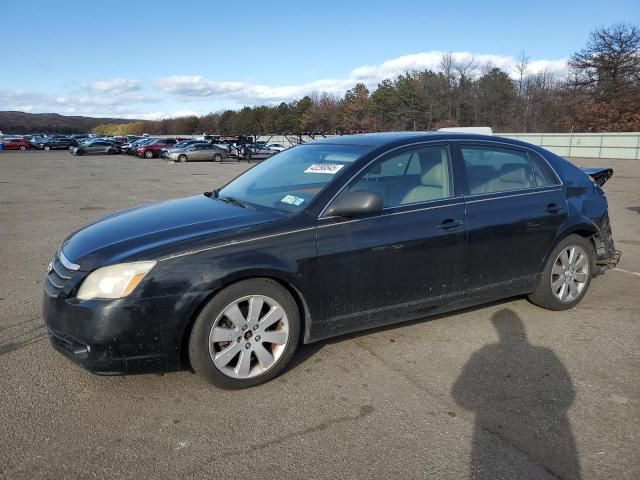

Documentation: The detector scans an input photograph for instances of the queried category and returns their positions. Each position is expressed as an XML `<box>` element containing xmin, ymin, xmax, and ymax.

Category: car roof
<box><xmin>309</xmin><ymin>131</ymin><xmax>544</xmax><ymax>152</ymax></box>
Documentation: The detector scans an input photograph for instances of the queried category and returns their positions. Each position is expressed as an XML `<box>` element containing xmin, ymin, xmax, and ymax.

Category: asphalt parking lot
<box><xmin>1</xmin><ymin>150</ymin><xmax>638</xmax><ymax>479</ymax></box>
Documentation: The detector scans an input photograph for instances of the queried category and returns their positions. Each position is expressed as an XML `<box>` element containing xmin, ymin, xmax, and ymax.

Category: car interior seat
<box><xmin>401</xmin><ymin>149</ymin><xmax>450</xmax><ymax>204</ymax></box>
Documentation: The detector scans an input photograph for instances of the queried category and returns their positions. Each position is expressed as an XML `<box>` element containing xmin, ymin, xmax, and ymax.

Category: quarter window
<box><xmin>461</xmin><ymin>145</ymin><xmax>534</xmax><ymax>194</ymax></box>
<box><xmin>529</xmin><ymin>152</ymin><xmax>560</xmax><ymax>187</ymax></box>
<box><xmin>347</xmin><ymin>145</ymin><xmax>453</xmax><ymax>208</ymax></box>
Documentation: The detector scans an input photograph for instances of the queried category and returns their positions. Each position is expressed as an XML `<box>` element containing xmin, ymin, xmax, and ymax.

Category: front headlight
<box><xmin>76</xmin><ymin>261</ymin><xmax>156</xmax><ymax>300</ymax></box>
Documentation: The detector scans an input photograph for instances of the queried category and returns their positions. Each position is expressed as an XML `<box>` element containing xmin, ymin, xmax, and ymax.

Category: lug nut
<box><xmin>255</xmin><ymin>335</ymin><xmax>261</xmax><ymax>342</ymax></box>
<box><xmin>253</xmin><ymin>324</ymin><xmax>259</xmax><ymax>330</ymax></box>
<box><xmin>245</xmin><ymin>343</ymin><xmax>251</xmax><ymax>349</ymax></box>
<box><xmin>237</xmin><ymin>337</ymin><xmax>242</xmax><ymax>343</ymax></box>
<box><xmin>241</xmin><ymin>325</ymin><xmax>248</xmax><ymax>331</ymax></box>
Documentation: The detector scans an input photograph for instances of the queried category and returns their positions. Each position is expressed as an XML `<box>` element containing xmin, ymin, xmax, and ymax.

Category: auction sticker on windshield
<box><xmin>304</xmin><ymin>163</ymin><xmax>344</xmax><ymax>175</ymax></box>
<box><xmin>280</xmin><ymin>195</ymin><xmax>305</xmax><ymax>206</ymax></box>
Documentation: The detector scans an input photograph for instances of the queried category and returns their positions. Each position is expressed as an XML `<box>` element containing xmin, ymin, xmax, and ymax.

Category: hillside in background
<box><xmin>0</xmin><ymin>111</ymin><xmax>139</xmax><ymax>134</ymax></box>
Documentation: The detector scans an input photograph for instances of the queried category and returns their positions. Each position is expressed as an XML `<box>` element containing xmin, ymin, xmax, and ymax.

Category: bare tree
<box><xmin>568</xmin><ymin>23</ymin><xmax>640</xmax><ymax>98</ymax></box>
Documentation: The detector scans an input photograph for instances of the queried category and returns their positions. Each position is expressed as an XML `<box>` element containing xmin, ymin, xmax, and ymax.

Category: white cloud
<box><xmin>89</xmin><ymin>79</ymin><xmax>142</xmax><ymax>95</ymax></box>
<box><xmin>0</xmin><ymin>51</ymin><xmax>568</xmax><ymax>119</ymax></box>
<box><xmin>156</xmin><ymin>50</ymin><xmax>568</xmax><ymax>104</ymax></box>
<box><xmin>0</xmin><ymin>87</ymin><xmax>158</xmax><ymax>118</ymax></box>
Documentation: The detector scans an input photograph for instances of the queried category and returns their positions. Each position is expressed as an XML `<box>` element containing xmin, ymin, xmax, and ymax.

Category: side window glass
<box><xmin>529</xmin><ymin>152</ymin><xmax>560</xmax><ymax>186</ymax></box>
<box><xmin>348</xmin><ymin>145</ymin><xmax>453</xmax><ymax>208</ymax></box>
<box><xmin>461</xmin><ymin>145</ymin><xmax>534</xmax><ymax>194</ymax></box>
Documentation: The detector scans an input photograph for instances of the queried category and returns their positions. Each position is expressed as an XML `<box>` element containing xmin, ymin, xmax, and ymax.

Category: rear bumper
<box><xmin>593</xmin><ymin>212</ymin><xmax>620</xmax><ymax>274</ymax></box>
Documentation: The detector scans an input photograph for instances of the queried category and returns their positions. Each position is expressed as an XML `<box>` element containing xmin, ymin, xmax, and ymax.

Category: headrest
<box><xmin>418</xmin><ymin>149</ymin><xmax>446</xmax><ymax>188</ymax></box>
<box><xmin>421</xmin><ymin>162</ymin><xmax>444</xmax><ymax>187</ymax></box>
<box><xmin>499</xmin><ymin>163</ymin><xmax>528</xmax><ymax>183</ymax></box>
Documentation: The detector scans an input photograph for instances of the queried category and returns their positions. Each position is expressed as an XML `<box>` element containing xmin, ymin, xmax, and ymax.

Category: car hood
<box><xmin>62</xmin><ymin>194</ymin><xmax>282</xmax><ymax>269</ymax></box>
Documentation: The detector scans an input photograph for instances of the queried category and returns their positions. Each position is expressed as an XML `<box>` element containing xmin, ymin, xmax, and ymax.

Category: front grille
<box><xmin>45</xmin><ymin>251</ymin><xmax>79</xmax><ymax>297</ymax></box>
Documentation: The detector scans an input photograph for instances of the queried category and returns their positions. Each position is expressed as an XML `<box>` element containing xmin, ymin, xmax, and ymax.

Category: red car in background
<box><xmin>3</xmin><ymin>138</ymin><xmax>31</xmax><ymax>151</ymax></box>
<box><xmin>137</xmin><ymin>138</ymin><xmax>178</xmax><ymax>158</ymax></box>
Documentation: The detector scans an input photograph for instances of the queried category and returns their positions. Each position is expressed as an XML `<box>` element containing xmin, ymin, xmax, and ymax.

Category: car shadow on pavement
<box><xmin>451</xmin><ymin>308</ymin><xmax>581</xmax><ymax>480</ymax></box>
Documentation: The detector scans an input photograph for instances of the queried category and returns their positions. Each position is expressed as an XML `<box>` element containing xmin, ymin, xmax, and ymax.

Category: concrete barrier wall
<box><xmin>153</xmin><ymin>132</ymin><xmax>640</xmax><ymax>160</ymax></box>
<box><xmin>500</xmin><ymin>133</ymin><xmax>640</xmax><ymax>160</ymax></box>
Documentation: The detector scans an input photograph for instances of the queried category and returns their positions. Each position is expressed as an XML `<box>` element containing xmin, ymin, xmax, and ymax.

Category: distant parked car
<box><xmin>2</xmin><ymin>137</ymin><xmax>31</xmax><ymax>151</ymax></box>
<box><xmin>265</xmin><ymin>143</ymin><xmax>287</xmax><ymax>152</ymax></box>
<box><xmin>123</xmin><ymin>138</ymin><xmax>153</xmax><ymax>154</ymax></box>
<box><xmin>167</xmin><ymin>143</ymin><xmax>229</xmax><ymax>163</ymax></box>
<box><xmin>242</xmin><ymin>144</ymin><xmax>277</xmax><ymax>161</ymax></box>
<box><xmin>70</xmin><ymin>140</ymin><xmax>120</xmax><ymax>156</ymax></box>
<box><xmin>137</xmin><ymin>138</ymin><xmax>178</xmax><ymax>158</ymax></box>
<box><xmin>39</xmin><ymin>137</ymin><xmax>76</xmax><ymax>150</ymax></box>
<box><xmin>162</xmin><ymin>140</ymin><xmax>205</xmax><ymax>158</ymax></box>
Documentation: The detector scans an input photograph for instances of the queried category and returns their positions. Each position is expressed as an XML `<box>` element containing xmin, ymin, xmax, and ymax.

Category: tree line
<box><xmin>93</xmin><ymin>23</ymin><xmax>640</xmax><ymax>136</ymax></box>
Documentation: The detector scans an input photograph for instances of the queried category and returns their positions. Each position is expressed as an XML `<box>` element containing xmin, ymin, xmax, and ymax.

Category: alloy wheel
<box><xmin>208</xmin><ymin>295</ymin><xmax>289</xmax><ymax>379</ymax></box>
<box><xmin>551</xmin><ymin>245</ymin><xmax>589</xmax><ymax>302</ymax></box>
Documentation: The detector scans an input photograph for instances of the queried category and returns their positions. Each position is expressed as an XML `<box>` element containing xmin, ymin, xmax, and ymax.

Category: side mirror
<box><xmin>324</xmin><ymin>190</ymin><xmax>383</xmax><ymax>218</ymax></box>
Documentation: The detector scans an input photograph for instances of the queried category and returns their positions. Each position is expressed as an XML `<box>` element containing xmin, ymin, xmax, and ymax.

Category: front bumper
<box><xmin>43</xmin><ymin>292</ymin><xmax>168</xmax><ymax>374</ymax></box>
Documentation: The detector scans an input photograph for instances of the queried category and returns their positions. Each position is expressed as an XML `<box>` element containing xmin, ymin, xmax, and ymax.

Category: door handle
<box><xmin>436</xmin><ymin>218</ymin><xmax>463</xmax><ymax>230</ymax></box>
<box><xmin>545</xmin><ymin>203</ymin><xmax>563</xmax><ymax>214</ymax></box>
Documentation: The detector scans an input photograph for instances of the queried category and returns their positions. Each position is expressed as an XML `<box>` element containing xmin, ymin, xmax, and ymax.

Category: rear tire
<box><xmin>145</xmin><ymin>150</ymin><xmax>154</xmax><ymax>159</ymax></box>
<box><xmin>528</xmin><ymin>234</ymin><xmax>595</xmax><ymax>311</ymax></box>
<box><xmin>188</xmin><ymin>278</ymin><xmax>300</xmax><ymax>389</ymax></box>
<box><xmin>213</xmin><ymin>153</ymin><xmax>222</xmax><ymax>162</ymax></box>
<box><xmin>43</xmin><ymin>145</ymin><xmax>51</xmax><ymax>151</ymax></box>
<box><xmin>178</xmin><ymin>154</ymin><xmax>187</xmax><ymax>163</ymax></box>
<box><xmin>19</xmin><ymin>145</ymin><xmax>26</xmax><ymax>151</ymax></box>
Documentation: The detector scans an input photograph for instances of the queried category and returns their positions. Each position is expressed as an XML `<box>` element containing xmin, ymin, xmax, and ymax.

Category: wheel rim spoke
<box><xmin>574</xmin><ymin>272</ymin><xmax>587</xmax><ymax>283</ymax></box>
<box><xmin>247</xmin><ymin>296</ymin><xmax>264</xmax><ymax>324</ymax></box>
<box><xmin>260</xmin><ymin>330</ymin><xmax>288</xmax><ymax>345</ymax></box>
<box><xmin>568</xmin><ymin>280</ymin><xmax>579</xmax><ymax>299</ymax></box>
<box><xmin>214</xmin><ymin>343</ymin><xmax>241</xmax><ymax>369</ymax></box>
<box><xmin>551</xmin><ymin>277</ymin><xmax>564</xmax><ymax>291</ymax></box>
<box><xmin>552</xmin><ymin>263</ymin><xmax>563</xmax><ymax>276</ymax></box>
<box><xmin>559</xmin><ymin>250</ymin><xmax>570</xmax><ymax>268</ymax></box>
<box><xmin>211</xmin><ymin>327</ymin><xmax>237</xmax><ymax>343</ymax></box>
<box><xmin>574</xmin><ymin>255</ymin><xmax>587</xmax><ymax>270</ymax></box>
<box><xmin>259</xmin><ymin>306</ymin><xmax>284</xmax><ymax>329</ymax></box>
<box><xmin>223</xmin><ymin>303</ymin><xmax>246</xmax><ymax>328</ymax></box>
<box><xmin>253</xmin><ymin>342</ymin><xmax>274</xmax><ymax>368</ymax></box>
<box><xmin>235</xmin><ymin>350</ymin><xmax>252</xmax><ymax>377</ymax></box>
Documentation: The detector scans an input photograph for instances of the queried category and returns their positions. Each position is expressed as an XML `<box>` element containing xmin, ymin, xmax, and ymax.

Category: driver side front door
<box><xmin>316</xmin><ymin>143</ymin><xmax>467</xmax><ymax>336</ymax></box>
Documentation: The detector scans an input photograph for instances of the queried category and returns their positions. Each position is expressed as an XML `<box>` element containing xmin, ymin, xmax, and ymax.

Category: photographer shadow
<box><xmin>452</xmin><ymin>308</ymin><xmax>581</xmax><ymax>479</ymax></box>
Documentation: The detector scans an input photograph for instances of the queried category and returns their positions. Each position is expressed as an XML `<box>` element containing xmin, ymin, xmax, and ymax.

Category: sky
<box><xmin>1</xmin><ymin>0</ymin><xmax>638</xmax><ymax>120</ymax></box>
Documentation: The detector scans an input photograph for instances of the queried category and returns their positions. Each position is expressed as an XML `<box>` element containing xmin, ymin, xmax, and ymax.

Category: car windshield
<box><xmin>218</xmin><ymin>143</ymin><xmax>371</xmax><ymax>212</ymax></box>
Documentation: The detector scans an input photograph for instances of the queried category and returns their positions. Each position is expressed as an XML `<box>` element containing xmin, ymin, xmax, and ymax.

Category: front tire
<box><xmin>43</xmin><ymin>145</ymin><xmax>51</xmax><ymax>151</ymax></box>
<box><xmin>528</xmin><ymin>234</ymin><xmax>595</xmax><ymax>310</ymax></box>
<box><xmin>19</xmin><ymin>145</ymin><xmax>26</xmax><ymax>151</ymax></box>
<box><xmin>213</xmin><ymin>153</ymin><xmax>222</xmax><ymax>162</ymax></box>
<box><xmin>178</xmin><ymin>154</ymin><xmax>187</xmax><ymax>163</ymax></box>
<box><xmin>144</xmin><ymin>150</ymin><xmax>154</xmax><ymax>159</ymax></box>
<box><xmin>188</xmin><ymin>279</ymin><xmax>300</xmax><ymax>389</ymax></box>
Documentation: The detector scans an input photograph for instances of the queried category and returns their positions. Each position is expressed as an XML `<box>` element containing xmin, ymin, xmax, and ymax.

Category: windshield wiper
<box><xmin>217</xmin><ymin>194</ymin><xmax>250</xmax><ymax>209</ymax></box>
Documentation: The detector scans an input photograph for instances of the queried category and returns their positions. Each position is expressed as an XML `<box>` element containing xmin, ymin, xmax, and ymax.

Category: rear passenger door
<box><xmin>457</xmin><ymin>142</ymin><xmax>566</xmax><ymax>289</ymax></box>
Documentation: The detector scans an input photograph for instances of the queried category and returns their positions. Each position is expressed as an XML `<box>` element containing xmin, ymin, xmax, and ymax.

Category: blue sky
<box><xmin>1</xmin><ymin>0</ymin><xmax>638</xmax><ymax>119</ymax></box>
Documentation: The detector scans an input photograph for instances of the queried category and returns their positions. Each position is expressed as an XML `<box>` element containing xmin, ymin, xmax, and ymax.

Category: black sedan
<box><xmin>38</xmin><ymin>136</ymin><xmax>77</xmax><ymax>150</ymax></box>
<box><xmin>43</xmin><ymin>132</ymin><xmax>619</xmax><ymax>389</ymax></box>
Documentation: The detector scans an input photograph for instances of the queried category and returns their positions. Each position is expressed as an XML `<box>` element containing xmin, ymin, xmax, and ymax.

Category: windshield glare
<box><xmin>219</xmin><ymin>144</ymin><xmax>370</xmax><ymax>211</ymax></box>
